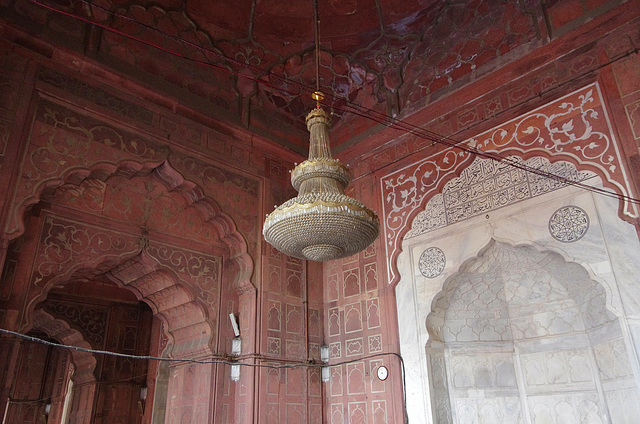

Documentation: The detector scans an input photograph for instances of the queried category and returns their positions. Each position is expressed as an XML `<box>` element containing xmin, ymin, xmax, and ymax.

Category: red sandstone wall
<box><xmin>1</xmin><ymin>2</ymin><xmax>640</xmax><ymax>424</ymax></box>
<box><xmin>0</xmin><ymin>28</ymin><xmax>315</xmax><ymax>423</ymax></box>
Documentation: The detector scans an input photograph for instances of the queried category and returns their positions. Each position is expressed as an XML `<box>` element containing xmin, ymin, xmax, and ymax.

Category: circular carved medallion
<box><xmin>418</xmin><ymin>247</ymin><xmax>446</xmax><ymax>278</ymax></box>
<box><xmin>549</xmin><ymin>206</ymin><xmax>589</xmax><ymax>243</ymax></box>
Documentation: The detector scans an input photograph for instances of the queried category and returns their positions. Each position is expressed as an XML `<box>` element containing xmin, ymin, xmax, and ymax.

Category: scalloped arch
<box><xmin>426</xmin><ymin>239</ymin><xmax>620</xmax><ymax>343</ymax></box>
<box><xmin>15</xmin><ymin>159</ymin><xmax>254</xmax><ymax>358</ymax></box>
<box><xmin>106</xmin><ymin>249</ymin><xmax>215</xmax><ymax>358</ymax></box>
<box><xmin>383</xmin><ymin>84</ymin><xmax>639</xmax><ymax>287</ymax></box>
<box><xmin>30</xmin><ymin>309</ymin><xmax>97</xmax><ymax>384</ymax></box>
<box><xmin>7</xmin><ymin>159</ymin><xmax>254</xmax><ymax>293</ymax></box>
<box><xmin>387</xmin><ymin>151</ymin><xmax>630</xmax><ymax>286</ymax></box>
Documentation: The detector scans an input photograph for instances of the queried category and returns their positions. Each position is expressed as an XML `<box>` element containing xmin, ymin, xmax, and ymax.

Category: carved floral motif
<box><xmin>34</xmin><ymin>215</ymin><xmax>140</xmax><ymax>287</ymax></box>
<box><xmin>7</xmin><ymin>99</ymin><xmax>168</xmax><ymax>238</ymax></box>
<box><xmin>418</xmin><ymin>247</ymin><xmax>446</xmax><ymax>278</ymax></box>
<box><xmin>171</xmin><ymin>152</ymin><xmax>260</xmax><ymax>241</ymax></box>
<box><xmin>381</xmin><ymin>83</ymin><xmax>637</xmax><ymax>284</ymax></box>
<box><xmin>43</xmin><ymin>301</ymin><xmax>108</xmax><ymax>347</ymax></box>
<box><xmin>146</xmin><ymin>244</ymin><xmax>222</xmax><ymax>314</ymax></box>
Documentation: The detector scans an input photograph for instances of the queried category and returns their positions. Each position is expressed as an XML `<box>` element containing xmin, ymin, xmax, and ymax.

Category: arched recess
<box><xmin>7</xmin><ymin>309</ymin><xmax>99</xmax><ymax>424</ymax></box>
<box><xmin>14</xmin><ymin>159</ymin><xmax>254</xmax><ymax>333</ymax></box>
<box><xmin>3</xmin><ymin>158</ymin><xmax>255</xmax><ymax>422</ymax></box>
<box><xmin>105</xmin><ymin>250</ymin><xmax>215</xmax><ymax>358</ymax></box>
<box><xmin>30</xmin><ymin>308</ymin><xmax>97</xmax><ymax>385</ymax></box>
<box><xmin>393</xmin><ymin>152</ymin><xmax>640</xmax><ymax>423</ymax></box>
<box><xmin>425</xmin><ymin>240</ymin><xmax>640</xmax><ymax>424</ymax></box>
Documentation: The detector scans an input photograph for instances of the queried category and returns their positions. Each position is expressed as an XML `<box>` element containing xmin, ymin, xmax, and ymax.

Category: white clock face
<box><xmin>377</xmin><ymin>366</ymin><xmax>388</xmax><ymax>381</ymax></box>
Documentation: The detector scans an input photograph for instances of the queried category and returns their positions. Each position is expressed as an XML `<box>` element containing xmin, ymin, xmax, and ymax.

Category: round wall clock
<box><xmin>377</xmin><ymin>365</ymin><xmax>388</xmax><ymax>381</ymax></box>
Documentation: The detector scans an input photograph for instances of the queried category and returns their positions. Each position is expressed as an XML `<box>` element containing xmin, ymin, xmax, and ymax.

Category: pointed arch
<box><xmin>106</xmin><ymin>249</ymin><xmax>215</xmax><ymax>358</ymax></box>
<box><xmin>426</xmin><ymin>239</ymin><xmax>619</xmax><ymax>344</ymax></box>
<box><xmin>10</xmin><ymin>157</ymin><xmax>255</xmax><ymax>359</ymax></box>
<box><xmin>5</xmin><ymin>157</ymin><xmax>254</xmax><ymax>295</ymax></box>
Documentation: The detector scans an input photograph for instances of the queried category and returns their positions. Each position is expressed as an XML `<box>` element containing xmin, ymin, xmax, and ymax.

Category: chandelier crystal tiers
<box><xmin>262</xmin><ymin>0</ymin><xmax>379</xmax><ymax>261</ymax></box>
<box><xmin>262</xmin><ymin>98</ymin><xmax>380</xmax><ymax>261</ymax></box>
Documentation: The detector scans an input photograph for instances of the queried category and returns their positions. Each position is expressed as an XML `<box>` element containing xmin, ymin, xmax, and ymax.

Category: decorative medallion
<box><xmin>418</xmin><ymin>247</ymin><xmax>446</xmax><ymax>278</ymax></box>
<box><xmin>549</xmin><ymin>206</ymin><xmax>589</xmax><ymax>242</ymax></box>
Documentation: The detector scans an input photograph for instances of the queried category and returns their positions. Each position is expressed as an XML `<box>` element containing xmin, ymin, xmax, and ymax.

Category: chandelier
<box><xmin>262</xmin><ymin>1</ymin><xmax>379</xmax><ymax>261</ymax></box>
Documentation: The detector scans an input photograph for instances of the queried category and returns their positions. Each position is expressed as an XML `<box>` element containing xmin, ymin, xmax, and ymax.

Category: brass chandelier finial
<box><xmin>262</xmin><ymin>0</ymin><xmax>379</xmax><ymax>261</ymax></box>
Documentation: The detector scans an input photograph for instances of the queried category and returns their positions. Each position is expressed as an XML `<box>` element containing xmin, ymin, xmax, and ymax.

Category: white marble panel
<box><xmin>397</xmin><ymin>178</ymin><xmax>640</xmax><ymax>423</ymax></box>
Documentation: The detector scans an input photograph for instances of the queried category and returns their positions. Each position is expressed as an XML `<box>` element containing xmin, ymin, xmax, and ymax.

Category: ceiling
<box><xmin>3</xmin><ymin>0</ymin><xmax>545</xmax><ymax>154</ymax></box>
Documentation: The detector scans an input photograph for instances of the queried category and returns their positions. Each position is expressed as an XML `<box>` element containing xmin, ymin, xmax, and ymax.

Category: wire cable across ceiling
<box><xmin>25</xmin><ymin>0</ymin><xmax>640</xmax><ymax>208</ymax></box>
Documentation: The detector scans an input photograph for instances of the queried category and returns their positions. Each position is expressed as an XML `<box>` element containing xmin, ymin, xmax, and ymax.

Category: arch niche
<box><xmin>392</xmin><ymin>155</ymin><xmax>640</xmax><ymax>424</ymax></box>
<box><xmin>2</xmin><ymin>159</ymin><xmax>254</xmax><ymax>424</ymax></box>
<box><xmin>387</xmin><ymin>84</ymin><xmax>640</xmax><ymax>423</ymax></box>
<box><xmin>5</xmin><ymin>309</ymin><xmax>97</xmax><ymax>424</ymax></box>
<box><xmin>426</xmin><ymin>240</ymin><xmax>637</xmax><ymax>424</ymax></box>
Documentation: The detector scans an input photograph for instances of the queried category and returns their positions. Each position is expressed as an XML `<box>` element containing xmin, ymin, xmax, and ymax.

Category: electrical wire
<box><xmin>7</xmin><ymin>396</ymin><xmax>51</xmax><ymax>404</ymax></box>
<box><xmin>0</xmin><ymin>327</ymin><xmax>410</xmax><ymax>422</ymax></box>
<box><xmin>25</xmin><ymin>0</ymin><xmax>640</xmax><ymax>209</ymax></box>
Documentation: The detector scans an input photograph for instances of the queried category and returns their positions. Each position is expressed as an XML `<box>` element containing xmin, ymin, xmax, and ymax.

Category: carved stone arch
<box><xmin>22</xmin><ymin>247</ymin><xmax>218</xmax><ymax>360</ymax></box>
<box><xmin>30</xmin><ymin>309</ymin><xmax>97</xmax><ymax>385</ymax></box>
<box><xmin>390</xmin><ymin>152</ymin><xmax>624</xmax><ymax>285</ymax></box>
<box><xmin>22</xmin><ymin>248</ymin><xmax>142</xmax><ymax>331</ymax></box>
<box><xmin>152</xmin><ymin>160</ymin><xmax>254</xmax><ymax>295</ymax></box>
<box><xmin>9</xmin><ymin>157</ymin><xmax>253</xmax><ymax>290</ymax></box>
<box><xmin>12</xmin><ymin>157</ymin><xmax>254</xmax><ymax>361</ymax></box>
<box><xmin>7</xmin><ymin>159</ymin><xmax>165</xmax><ymax>242</ymax></box>
<box><xmin>426</xmin><ymin>239</ymin><xmax>620</xmax><ymax>344</ymax></box>
<box><xmin>106</xmin><ymin>249</ymin><xmax>215</xmax><ymax>358</ymax></box>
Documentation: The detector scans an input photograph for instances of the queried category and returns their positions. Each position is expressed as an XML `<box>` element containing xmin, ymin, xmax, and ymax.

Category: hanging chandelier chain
<box><xmin>313</xmin><ymin>0</ymin><xmax>322</xmax><ymax>108</ymax></box>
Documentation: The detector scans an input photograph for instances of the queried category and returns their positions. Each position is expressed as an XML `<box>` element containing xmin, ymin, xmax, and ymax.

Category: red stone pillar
<box><xmin>67</xmin><ymin>381</ymin><xmax>98</xmax><ymax>424</ymax></box>
<box><xmin>0</xmin><ymin>333</ymin><xmax>21</xmax><ymax>422</ymax></box>
<box><xmin>0</xmin><ymin>214</ymin><xmax>45</xmax><ymax>421</ymax></box>
<box><xmin>165</xmin><ymin>362</ymin><xmax>216</xmax><ymax>423</ymax></box>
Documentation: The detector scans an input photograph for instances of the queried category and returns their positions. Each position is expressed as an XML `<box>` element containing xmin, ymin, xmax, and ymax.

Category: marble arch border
<box><xmin>419</xmin><ymin>237</ymin><xmax>640</xmax><ymax>423</ymax></box>
<box><xmin>380</xmin><ymin>82</ymin><xmax>639</xmax><ymax>286</ymax></box>
<box><xmin>395</xmin><ymin>192</ymin><xmax>640</xmax><ymax>423</ymax></box>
